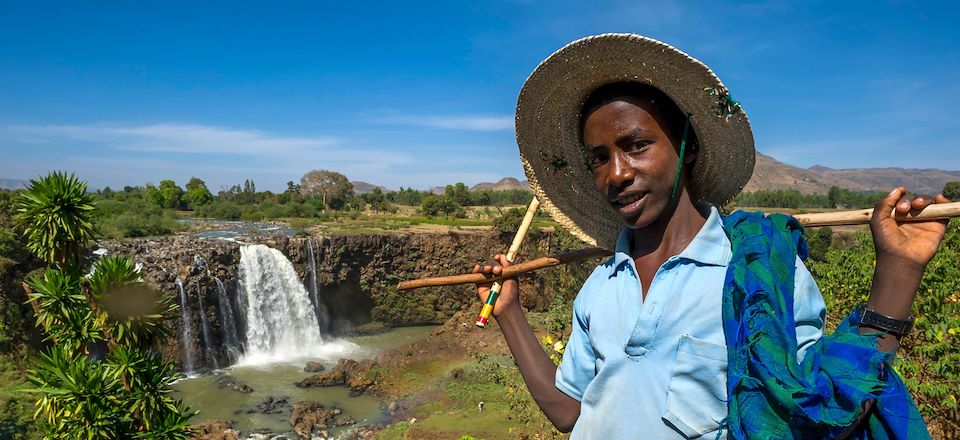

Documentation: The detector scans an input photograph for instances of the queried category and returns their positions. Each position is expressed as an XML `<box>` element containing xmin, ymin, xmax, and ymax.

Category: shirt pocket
<box><xmin>662</xmin><ymin>334</ymin><xmax>728</xmax><ymax>439</ymax></box>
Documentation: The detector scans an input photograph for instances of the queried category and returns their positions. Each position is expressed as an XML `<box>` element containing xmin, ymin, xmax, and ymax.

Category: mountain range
<box><xmin>412</xmin><ymin>153</ymin><xmax>959</xmax><ymax>195</ymax></box>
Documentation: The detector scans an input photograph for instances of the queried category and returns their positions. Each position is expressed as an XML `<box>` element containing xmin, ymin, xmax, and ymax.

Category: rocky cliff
<box><xmin>102</xmin><ymin>229</ymin><xmax>593</xmax><ymax>372</ymax></box>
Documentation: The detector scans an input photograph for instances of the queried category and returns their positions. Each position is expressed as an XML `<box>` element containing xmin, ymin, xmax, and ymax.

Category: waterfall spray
<box><xmin>237</xmin><ymin>244</ymin><xmax>355</xmax><ymax>365</ymax></box>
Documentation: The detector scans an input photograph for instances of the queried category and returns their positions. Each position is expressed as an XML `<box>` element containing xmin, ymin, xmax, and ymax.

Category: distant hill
<box><xmin>351</xmin><ymin>181</ymin><xmax>392</xmax><ymax>195</ymax></box>
<box><xmin>0</xmin><ymin>179</ymin><xmax>28</xmax><ymax>190</ymax></box>
<box><xmin>471</xmin><ymin>177</ymin><xmax>531</xmax><ymax>192</ymax></box>
<box><xmin>744</xmin><ymin>153</ymin><xmax>960</xmax><ymax>195</ymax></box>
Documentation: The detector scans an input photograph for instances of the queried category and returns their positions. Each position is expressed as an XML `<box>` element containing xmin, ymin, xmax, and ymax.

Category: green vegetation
<box><xmin>15</xmin><ymin>172</ymin><xmax>193</xmax><ymax>439</ymax></box>
<box><xmin>943</xmin><ymin>181</ymin><xmax>960</xmax><ymax>201</ymax></box>
<box><xmin>735</xmin><ymin>186</ymin><xmax>885</xmax><ymax>209</ymax></box>
<box><xmin>807</xmin><ymin>221</ymin><xmax>960</xmax><ymax>435</ymax></box>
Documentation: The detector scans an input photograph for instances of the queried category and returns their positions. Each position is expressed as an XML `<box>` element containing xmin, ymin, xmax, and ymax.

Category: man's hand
<box><xmin>871</xmin><ymin>187</ymin><xmax>950</xmax><ymax>271</ymax></box>
<box><xmin>472</xmin><ymin>254</ymin><xmax>521</xmax><ymax>318</ymax></box>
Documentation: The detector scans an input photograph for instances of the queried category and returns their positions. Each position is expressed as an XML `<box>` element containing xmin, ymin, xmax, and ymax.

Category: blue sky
<box><xmin>1</xmin><ymin>1</ymin><xmax>957</xmax><ymax>192</ymax></box>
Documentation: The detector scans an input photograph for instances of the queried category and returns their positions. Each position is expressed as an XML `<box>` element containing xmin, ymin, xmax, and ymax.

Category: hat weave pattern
<box><xmin>516</xmin><ymin>33</ymin><xmax>755</xmax><ymax>250</ymax></box>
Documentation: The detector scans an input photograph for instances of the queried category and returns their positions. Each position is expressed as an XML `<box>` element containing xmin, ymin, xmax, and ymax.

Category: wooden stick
<box><xmin>794</xmin><ymin>201</ymin><xmax>960</xmax><ymax>227</ymax></box>
<box><xmin>475</xmin><ymin>198</ymin><xmax>541</xmax><ymax>327</ymax></box>
<box><xmin>398</xmin><ymin>202</ymin><xmax>960</xmax><ymax>291</ymax></box>
<box><xmin>398</xmin><ymin>247</ymin><xmax>612</xmax><ymax>290</ymax></box>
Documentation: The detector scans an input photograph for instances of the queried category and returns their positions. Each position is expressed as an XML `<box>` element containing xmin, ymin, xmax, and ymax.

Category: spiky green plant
<box><xmin>16</xmin><ymin>171</ymin><xmax>96</xmax><ymax>268</ymax></box>
<box><xmin>16</xmin><ymin>172</ymin><xmax>193</xmax><ymax>439</ymax></box>
<box><xmin>26</xmin><ymin>267</ymin><xmax>103</xmax><ymax>354</ymax></box>
<box><xmin>90</xmin><ymin>256</ymin><xmax>178</xmax><ymax>349</ymax></box>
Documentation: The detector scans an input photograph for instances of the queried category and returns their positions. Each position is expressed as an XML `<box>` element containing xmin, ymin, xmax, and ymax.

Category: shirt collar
<box><xmin>607</xmin><ymin>205</ymin><xmax>731</xmax><ymax>276</ymax></box>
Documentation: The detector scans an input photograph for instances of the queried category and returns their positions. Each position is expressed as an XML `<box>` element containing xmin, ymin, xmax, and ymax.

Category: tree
<box><xmin>184</xmin><ymin>177</ymin><xmax>206</xmax><ymax>192</ymax></box>
<box><xmin>445</xmin><ymin>182</ymin><xmax>471</xmax><ymax>206</ymax></box>
<box><xmin>420</xmin><ymin>195</ymin><xmax>466</xmax><ymax>218</ymax></box>
<box><xmin>157</xmin><ymin>180</ymin><xmax>184</xmax><ymax>210</ymax></box>
<box><xmin>362</xmin><ymin>187</ymin><xmax>394</xmax><ymax>213</ymax></box>
<box><xmin>182</xmin><ymin>178</ymin><xmax>213</xmax><ymax>209</ymax></box>
<box><xmin>16</xmin><ymin>172</ymin><xmax>194</xmax><ymax>439</ymax></box>
<box><xmin>943</xmin><ymin>181</ymin><xmax>960</xmax><ymax>201</ymax></box>
<box><xmin>300</xmin><ymin>170</ymin><xmax>354</xmax><ymax>210</ymax></box>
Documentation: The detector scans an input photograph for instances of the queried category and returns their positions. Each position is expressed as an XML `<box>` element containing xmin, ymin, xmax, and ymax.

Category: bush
<box><xmin>807</xmin><ymin>221</ymin><xmax>960</xmax><ymax>434</ymax></box>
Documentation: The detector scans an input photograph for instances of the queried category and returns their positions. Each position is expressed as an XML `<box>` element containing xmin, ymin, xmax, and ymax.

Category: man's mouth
<box><xmin>612</xmin><ymin>192</ymin><xmax>647</xmax><ymax>216</ymax></box>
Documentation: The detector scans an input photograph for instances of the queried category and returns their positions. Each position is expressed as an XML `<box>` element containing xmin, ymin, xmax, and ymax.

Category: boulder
<box><xmin>189</xmin><ymin>419</ymin><xmax>240</xmax><ymax>440</ymax></box>
<box><xmin>303</xmin><ymin>361</ymin><xmax>325</xmax><ymax>373</ymax></box>
<box><xmin>290</xmin><ymin>401</ymin><xmax>340</xmax><ymax>439</ymax></box>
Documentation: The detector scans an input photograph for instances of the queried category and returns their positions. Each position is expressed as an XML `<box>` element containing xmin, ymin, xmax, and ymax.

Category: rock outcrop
<box><xmin>100</xmin><ymin>228</ymin><xmax>594</xmax><ymax>371</ymax></box>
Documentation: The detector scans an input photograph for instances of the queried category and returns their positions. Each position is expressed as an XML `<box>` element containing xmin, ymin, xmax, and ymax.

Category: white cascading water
<box><xmin>175</xmin><ymin>278</ymin><xmax>195</xmax><ymax>373</ymax></box>
<box><xmin>236</xmin><ymin>244</ymin><xmax>357</xmax><ymax>366</ymax></box>
<box><xmin>214</xmin><ymin>277</ymin><xmax>242</xmax><ymax>363</ymax></box>
<box><xmin>195</xmin><ymin>286</ymin><xmax>218</xmax><ymax>370</ymax></box>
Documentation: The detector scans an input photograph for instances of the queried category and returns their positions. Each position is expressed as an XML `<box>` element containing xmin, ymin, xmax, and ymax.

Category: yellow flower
<box><xmin>553</xmin><ymin>341</ymin><xmax>565</xmax><ymax>352</ymax></box>
<box><xmin>543</xmin><ymin>335</ymin><xmax>553</xmax><ymax>345</ymax></box>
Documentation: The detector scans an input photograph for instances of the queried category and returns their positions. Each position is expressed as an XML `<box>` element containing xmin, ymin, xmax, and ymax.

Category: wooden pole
<box><xmin>794</xmin><ymin>201</ymin><xmax>960</xmax><ymax>227</ymax></box>
<box><xmin>475</xmin><ymin>197</ymin><xmax>540</xmax><ymax>327</ymax></box>
<box><xmin>398</xmin><ymin>202</ymin><xmax>960</xmax><ymax>291</ymax></box>
<box><xmin>399</xmin><ymin>247</ymin><xmax>611</xmax><ymax>290</ymax></box>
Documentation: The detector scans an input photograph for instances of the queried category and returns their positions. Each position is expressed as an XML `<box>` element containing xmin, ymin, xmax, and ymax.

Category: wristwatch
<box><xmin>858</xmin><ymin>307</ymin><xmax>914</xmax><ymax>338</ymax></box>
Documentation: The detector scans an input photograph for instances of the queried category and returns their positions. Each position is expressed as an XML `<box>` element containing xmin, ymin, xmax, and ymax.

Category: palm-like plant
<box><xmin>16</xmin><ymin>172</ymin><xmax>194</xmax><ymax>439</ymax></box>
<box><xmin>26</xmin><ymin>267</ymin><xmax>103</xmax><ymax>353</ymax></box>
<box><xmin>23</xmin><ymin>346</ymin><xmax>127</xmax><ymax>439</ymax></box>
<box><xmin>16</xmin><ymin>171</ymin><xmax>96</xmax><ymax>267</ymax></box>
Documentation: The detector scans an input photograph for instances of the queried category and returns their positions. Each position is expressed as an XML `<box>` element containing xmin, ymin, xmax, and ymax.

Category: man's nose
<box><xmin>607</xmin><ymin>149</ymin><xmax>635</xmax><ymax>189</ymax></box>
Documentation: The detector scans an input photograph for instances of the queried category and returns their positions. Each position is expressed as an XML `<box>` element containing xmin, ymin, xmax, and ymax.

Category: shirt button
<box><xmin>624</xmin><ymin>345</ymin><xmax>648</xmax><ymax>357</ymax></box>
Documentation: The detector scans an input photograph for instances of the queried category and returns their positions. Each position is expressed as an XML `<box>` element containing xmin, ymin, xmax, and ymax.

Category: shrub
<box><xmin>807</xmin><ymin>221</ymin><xmax>960</xmax><ymax>434</ymax></box>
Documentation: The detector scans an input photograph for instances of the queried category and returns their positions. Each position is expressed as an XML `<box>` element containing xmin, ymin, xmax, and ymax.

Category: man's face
<box><xmin>582</xmin><ymin>97</ymin><xmax>683</xmax><ymax>230</ymax></box>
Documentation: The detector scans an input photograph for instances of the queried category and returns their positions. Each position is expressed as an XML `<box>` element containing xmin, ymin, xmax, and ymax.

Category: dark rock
<box><xmin>290</xmin><ymin>401</ymin><xmax>340</xmax><ymax>439</ymax></box>
<box><xmin>303</xmin><ymin>361</ymin><xmax>325</xmax><ymax>373</ymax></box>
<box><xmin>250</xmin><ymin>396</ymin><xmax>289</xmax><ymax>415</ymax></box>
<box><xmin>334</xmin><ymin>415</ymin><xmax>356</xmax><ymax>426</ymax></box>
<box><xmin>233</xmin><ymin>383</ymin><xmax>253</xmax><ymax>393</ymax></box>
<box><xmin>295</xmin><ymin>369</ymin><xmax>345</xmax><ymax>388</ymax></box>
<box><xmin>189</xmin><ymin>419</ymin><xmax>240</xmax><ymax>440</ymax></box>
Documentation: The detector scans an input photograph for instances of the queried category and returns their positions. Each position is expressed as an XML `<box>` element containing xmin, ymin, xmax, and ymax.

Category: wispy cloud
<box><xmin>374</xmin><ymin>114</ymin><xmax>514</xmax><ymax>131</ymax></box>
<box><xmin>0</xmin><ymin>121</ymin><xmax>526</xmax><ymax>190</ymax></box>
<box><xmin>7</xmin><ymin>123</ymin><xmax>337</xmax><ymax>155</ymax></box>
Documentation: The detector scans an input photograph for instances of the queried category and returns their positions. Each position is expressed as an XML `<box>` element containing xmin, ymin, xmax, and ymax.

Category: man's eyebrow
<box><xmin>615</xmin><ymin>127</ymin><xmax>650</xmax><ymax>143</ymax></box>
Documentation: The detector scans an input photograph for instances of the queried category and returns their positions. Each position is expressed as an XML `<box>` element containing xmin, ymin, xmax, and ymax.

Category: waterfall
<box><xmin>194</xmin><ymin>254</ymin><xmax>211</xmax><ymax>276</ymax></box>
<box><xmin>236</xmin><ymin>244</ymin><xmax>355</xmax><ymax>365</ymax></box>
<box><xmin>175</xmin><ymin>278</ymin><xmax>195</xmax><ymax>373</ymax></box>
<box><xmin>195</xmin><ymin>285</ymin><xmax>218</xmax><ymax>370</ymax></box>
<box><xmin>215</xmin><ymin>277</ymin><xmax>242</xmax><ymax>363</ymax></box>
<box><xmin>305</xmin><ymin>239</ymin><xmax>329</xmax><ymax>333</ymax></box>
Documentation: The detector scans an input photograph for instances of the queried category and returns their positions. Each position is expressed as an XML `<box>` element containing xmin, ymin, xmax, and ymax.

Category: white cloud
<box><xmin>375</xmin><ymin>114</ymin><xmax>514</xmax><ymax>131</ymax></box>
<box><xmin>7</xmin><ymin>123</ymin><xmax>337</xmax><ymax>155</ymax></box>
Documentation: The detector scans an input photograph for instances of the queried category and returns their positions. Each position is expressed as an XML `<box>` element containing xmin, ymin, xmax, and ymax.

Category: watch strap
<box><xmin>858</xmin><ymin>307</ymin><xmax>914</xmax><ymax>338</ymax></box>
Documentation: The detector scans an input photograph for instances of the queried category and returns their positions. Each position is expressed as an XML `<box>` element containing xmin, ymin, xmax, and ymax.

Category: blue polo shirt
<box><xmin>556</xmin><ymin>207</ymin><xmax>826</xmax><ymax>439</ymax></box>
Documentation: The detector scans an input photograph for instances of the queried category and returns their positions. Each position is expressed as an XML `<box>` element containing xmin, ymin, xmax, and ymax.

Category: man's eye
<box><xmin>587</xmin><ymin>153</ymin><xmax>607</xmax><ymax>168</ymax></box>
<box><xmin>625</xmin><ymin>141</ymin><xmax>651</xmax><ymax>153</ymax></box>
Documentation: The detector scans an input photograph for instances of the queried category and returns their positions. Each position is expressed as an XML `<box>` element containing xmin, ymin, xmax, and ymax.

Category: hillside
<box><xmin>743</xmin><ymin>153</ymin><xmax>960</xmax><ymax>195</ymax></box>
<box><xmin>470</xmin><ymin>177</ymin><xmax>531</xmax><ymax>192</ymax></box>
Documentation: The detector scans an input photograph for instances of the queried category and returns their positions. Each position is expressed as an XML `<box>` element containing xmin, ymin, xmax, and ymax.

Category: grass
<box><xmin>282</xmin><ymin>212</ymin><xmax>558</xmax><ymax>236</ymax></box>
<box><xmin>0</xmin><ymin>356</ymin><xmax>36</xmax><ymax>439</ymax></box>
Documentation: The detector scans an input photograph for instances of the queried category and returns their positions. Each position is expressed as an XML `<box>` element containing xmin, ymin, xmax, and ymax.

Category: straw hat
<box><xmin>516</xmin><ymin>33</ymin><xmax>755</xmax><ymax>251</ymax></box>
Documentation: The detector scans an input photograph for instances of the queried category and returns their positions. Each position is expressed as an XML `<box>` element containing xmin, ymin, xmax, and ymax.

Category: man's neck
<box><xmin>628</xmin><ymin>192</ymin><xmax>708</xmax><ymax>265</ymax></box>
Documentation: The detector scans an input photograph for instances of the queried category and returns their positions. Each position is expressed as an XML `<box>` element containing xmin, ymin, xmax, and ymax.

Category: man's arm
<box><xmin>474</xmin><ymin>255</ymin><xmax>581</xmax><ymax>432</ymax></box>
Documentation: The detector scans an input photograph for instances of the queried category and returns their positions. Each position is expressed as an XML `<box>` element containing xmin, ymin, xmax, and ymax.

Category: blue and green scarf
<box><xmin>720</xmin><ymin>211</ymin><xmax>929</xmax><ymax>439</ymax></box>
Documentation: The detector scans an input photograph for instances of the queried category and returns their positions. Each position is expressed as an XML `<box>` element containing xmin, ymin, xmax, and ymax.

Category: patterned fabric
<box><xmin>720</xmin><ymin>210</ymin><xmax>929</xmax><ymax>439</ymax></box>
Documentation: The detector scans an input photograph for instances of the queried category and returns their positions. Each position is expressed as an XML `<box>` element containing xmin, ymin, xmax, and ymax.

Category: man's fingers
<box><xmin>874</xmin><ymin>187</ymin><xmax>904</xmax><ymax>222</ymax></box>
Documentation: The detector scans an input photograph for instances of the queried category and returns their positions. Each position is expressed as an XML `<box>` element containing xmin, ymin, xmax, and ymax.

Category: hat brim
<box><xmin>516</xmin><ymin>33</ymin><xmax>755</xmax><ymax>251</ymax></box>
